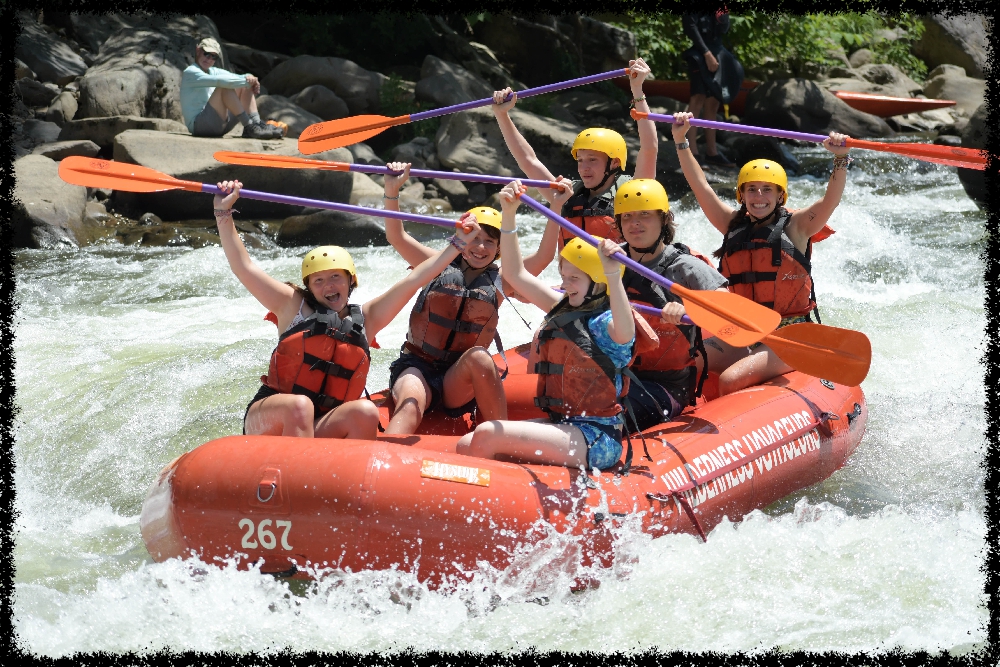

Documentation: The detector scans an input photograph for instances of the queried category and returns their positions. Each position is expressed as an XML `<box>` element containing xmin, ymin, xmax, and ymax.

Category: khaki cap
<box><xmin>197</xmin><ymin>37</ymin><xmax>222</xmax><ymax>55</ymax></box>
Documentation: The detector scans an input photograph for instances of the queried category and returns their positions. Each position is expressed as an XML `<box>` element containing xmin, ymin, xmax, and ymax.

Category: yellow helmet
<box><xmin>736</xmin><ymin>159</ymin><xmax>788</xmax><ymax>204</ymax></box>
<box><xmin>301</xmin><ymin>246</ymin><xmax>358</xmax><ymax>287</ymax></box>
<box><xmin>465</xmin><ymin>206</ymin><xmax>502</xmax><ymax>230</ymax></box>
<box><xmin>614</xmin><ymin>178</ymin><xmax>670</xmax><ymax>215</ymax></box>
<box><xmin>571</xmin><ymin>128</ymin><xmax>627</xmax><ymax>170</ymax></box>
<box><xmin>559</xmin><ymin>236</ymin><xmax>623</xmax><ymax>285</ymax></box>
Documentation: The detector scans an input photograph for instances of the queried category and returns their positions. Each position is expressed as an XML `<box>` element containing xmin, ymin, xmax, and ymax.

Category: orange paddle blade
<box><xmin>213</xmin><ymin>151</ymin><xmax>350</xmax><ymax>171</ymax></box>
<box><xmin>764</xmin><ymin>323</ymin><xmax>872</xmax><ymax>386</ymax></box>
<box><xmin>847</xmin><ymin>138</ymin><xmax>987</xmax><ymax>170</ymax></box>
<box><xmin>297</xmin><ymin>114</ymin><xmax>410</xmax><ymax>154</ymax></box>
<box><xmin>672</xmin><ymin>285</ymin><xmax>781</xmax><ymax>347</ymax></box>
<box><xmin>58</xmin><ymin>157</ymin><xmax>202</xmax><ymax>193</ymax></box>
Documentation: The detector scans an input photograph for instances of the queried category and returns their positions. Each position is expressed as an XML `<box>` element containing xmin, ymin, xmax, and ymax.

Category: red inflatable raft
<box><xmin>140</xmin><ymin>343</ymin><xmax>866</xmax><ymax>585</ymax></box>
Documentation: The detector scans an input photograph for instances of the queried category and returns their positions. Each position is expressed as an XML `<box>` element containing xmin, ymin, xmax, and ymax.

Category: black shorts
<box><xmin>622</xmin><ymin>378</ymin><xmax>688</xmax><ymax>433</ymax></box>
<box><xmin>688</xmin><ymin>66</ymin><xmax>711</xmax><ymax>98</ymax></box>
<box><xmin>243</xmin><ymin>384</ymin><xmax>280</xmax><ymax>435</ymax></box>
<box><xmin>388</xmin><ymin>352</ymin><xmax>478</xmax><ymax>418</ymax></box>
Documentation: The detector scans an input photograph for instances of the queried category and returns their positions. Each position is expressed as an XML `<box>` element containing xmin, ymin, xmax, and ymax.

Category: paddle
<box><xmin>631</xmin><ymin>110</ymin><xmax>987</xmax><ymax>170</ymax></box>
<box><xmin>298</xmin><ymin>68</ymin><xmax>631</xmax><ymax>154</ymax></box>
<box><xmin>516</xmin><ymin>192</ymin><xmax>781</xmax><ymax>347</ymax></box>
<box><xmin>213</xmin><ymin>151</ymin><xmax>563</xmax><ymax>190</ymax></box>
<box><xmin>630</xmin><ymin>303</ymin><xmax>870</xmax><ymax>386</ymax></box>
<box><xmin>57</xmin><ymin>157</ymin><xmax>474</xmax><ymax>231</ymax></box>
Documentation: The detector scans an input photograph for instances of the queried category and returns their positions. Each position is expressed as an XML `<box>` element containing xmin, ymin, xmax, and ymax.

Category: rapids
<box><xmin>12</xmin><ymin>144</ymin><xmax>986</xmax><ymax>655</ymax></box>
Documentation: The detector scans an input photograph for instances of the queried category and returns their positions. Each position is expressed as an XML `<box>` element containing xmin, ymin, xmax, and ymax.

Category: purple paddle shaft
<box><xmin>644</xmin><ymin>112</ymin><xmax>829</xmax><ymax>144</ymax></box>
<box><xmin>202</xmin><ymin>184</ymin><xmax>460</xmax><ymax>229</ymax></box>
<box><xmin>518</xmin><ymin>193</ymin><xmax>695</xmax><ymax>325</ymax></box>
<box><xmin>349</xmin><ymin>164</ymin><xmax>558</xmax><ymax>189</ymax></box>
<box><xmin>410</xmin><ymin>69</ymin><xmax>629</xmax><ymax>122</ymax></box>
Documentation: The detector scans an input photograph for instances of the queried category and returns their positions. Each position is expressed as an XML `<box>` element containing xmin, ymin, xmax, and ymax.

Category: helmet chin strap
<box><xmin>591</xmin><ymin>156</ymin><xmax>622</xmax><ymax>194</ymax></box>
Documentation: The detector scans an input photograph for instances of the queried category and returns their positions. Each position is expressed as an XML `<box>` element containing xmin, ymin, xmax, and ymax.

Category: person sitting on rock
<box><xmin>671</xmin><ymin>111</ymin><xmax>851</xmax><ymax>395</ymax></box>
<box><xmin>213</xmin><ymin>179</ymin><xmax>485</xmax><ymax>440</ymax></box>
<box><xmin>180</xmin><ymin>37</ymin><xmax>281</xmax><ymax>140</ymax></box>
<box><xmin>490</xmin><ymin>58</ymin><xmax>658</xmax><ymax>272</ymax></box>
<box><xmin>381</xmin><ymin>162</ymin><xmax>511</xmax><ymax>435</ymax></box>
<box><xmin>456</xmin><ymin>180</ymin><xmax>657</xmax><ymax>471</ymax></box>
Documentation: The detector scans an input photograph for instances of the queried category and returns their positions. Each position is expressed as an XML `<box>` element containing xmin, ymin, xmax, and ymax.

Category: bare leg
<box><xmin>207</xmin><ymin>87</ymin><xmax>247</xmax><ymax>121</ymax></box>
<box><xmin>244</xmin><ymin>393</ymin><xmax>314</xmax><ymax>437</ymax></box>
<box><xmin>686</xmin><ymin>94</ymin><xmax>706</xmax><ymax>156</ymax></box>
<box><xmin>314</xmin><ymin>399</ymin><xmax>381</xmax><ymax>440</ymax></box>
<box><xmin>718</xmin><ymin>345</ymin><xmax>793</xmax><ymax>396</ymax></box>
<box><xmin>385</xmin><ymin>368</ymin><xmax>432</xmax><ymax>435</ymax></box>
<box><xmin>456</xmin><ymin>420</ymin><xmax>588</xmax><ymax>468</ymax></box>
<box><xmin>441</xmin><ymin>347</ymin><xmax>507</xmax><ymax>421</ymax></box>
<box><xmin>703</xmin><ymin>97</ymin><xmax>721</xmax><ymax>155</ymax></box>
<box><xmin>236</xmin><ymin>86</ymin><xmax>258</xmax><ymax>116</ymax></box>
<box><xmin>702</xmin><ymin>336</ymin><xmax>750</xmax><ymax>374</ymax></box>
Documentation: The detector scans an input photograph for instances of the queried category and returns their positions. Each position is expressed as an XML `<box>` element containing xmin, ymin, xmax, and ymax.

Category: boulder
<box><xmin>720</xmin><ymin>135</ymin><xmax>801</xmax><ymax>174</ymax></box>
<box><xmin>848</xmin><ymin>48</ymin><xmax>874</xmax><ymax>68</ymax></box>
<box><xmin>59</xmin><ymin>115</ymin><xmax>190</xmax><ymax>150</ymax></box>
<box><xmin>557</xmin><ymin>14</ymin><xmax>637</xmax><ymax>75</ymax></box>
<box><xmin>433</xmin><ymin>178</ymin><xmax>470</xmax><ymax>209</ymax></box>
<box><xmin>15</xmin><ymin>58</ymin><xmax>36</xmax><ymax>80</ymax></box>
<box><xmin>821</xmin><ymin>63</ymin><xmax>922</xmax><ymax>98</ymax></box>
<box><xmin>254</xmin><ymin>95</ymin><xmax>323</xmax><ymax>138</ymax></box>
<box><xmin>415</xmin><ymin>55</ymin><xmax>494</xmax><ymax>107</ymax></box>
<box><xmin>921</xmin><ymin>68</ymin><xmax>986</xmax><ymax>117</ymax></box>
<box><xmin>957</xmin><ymin>102</ymin><xmax>987</xmax><ymax>208</ymax></box>
<box><xmin>44</xmin><ymin>11</ymin><xmax>137</xmax><ymax>55</ymax></box>
<box><xmin>109</xmin><ymin>130</ymin><xmax>352</xmax><ymax>220</ymax></box>
<box><xmin>913</xmin><ymin>14</ymin><xmax>988</xmax><ymax>78</ymax></box>
<box><xmin>13</xmin><ymin>154</ymin><xmax>91</xmax><ymax>248</ymax></box>
<box><xmin>44</xmin><ymin>91</ymin><xmax>79</xmax><ymax>125</ymax></box>
<box><xmin>390</xmin><ymin>136</ymin><xmax>440</xmax><ymax>170</ymax></box>
<box><xmin>347</xmin><ymin>142</ymin><xmax>385</xmax><ymax>166</ymax></box>
<box><xmin>349</xmin><ymin>172</ymin><xmax>385</xmax><ymax>206</ymax></box>
<box><xmin>554</xmin><ymin>90</ymin><xmax>624</xmax><ymax>123</ymax></box>
<box><xmin>419</xmin><ymin>16</ymin><xmax>526</xmax><ymax>92</ymax></box>
<box><xmin>888</xmin><ymin>107</ymin><xmax>957</xmax><ymax>134</ymax></box>
<box><xmin>221</xmin><ymin>40</ymin><xmax>289</xmax><ymax>79</ymax></box>
<box><xmin>276</xmin><ymin>210</ymin><xmax>388</xmax><ymax>248</ymax></box>
<box><xmin>15</xmin><ymin>12</ymin><xmax>88</xmax><ymax>85</ymax></box>
<box><xmin>744</xmin><ymin>79</ymin><xmax>894</xmax><ymax>138</ymax></box>
<box><xmin>289</xmin><ymin>85</ymin><xmax>350</xmax><ymax>122</ymax></box>
<box><xmin>31</xmin><ymin>139</ymin><xmax>101</xmax><ymax>160</ymax></box>
<box><xmin>16</xmin><ymin>78</ymin><xmax>60</xmax><ymax>107</ymax></box>
<box><xmin>23</xmin><ymin>119</ymin><xmax>63</xmax><ymax>145</ymax></box>
<box><xmin>77</xmin><ymin>14</ymin><xmax>222</xmax><ymax>122</ymax></box>
<box><xmin>262</xmin><ymin>55</ymin><xmax>385</xmax><ymax>115</ymax></box>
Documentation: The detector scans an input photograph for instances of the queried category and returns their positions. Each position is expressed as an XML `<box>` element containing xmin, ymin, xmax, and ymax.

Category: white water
<box><xmin>13</xmin><ymin>147</ymin><xmax>986</xmax><ymax>655</ymax></box>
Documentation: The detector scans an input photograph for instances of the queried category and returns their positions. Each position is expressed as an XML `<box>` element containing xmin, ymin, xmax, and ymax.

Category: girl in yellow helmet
<box><xmin>670</xmin><ymin>112</ymin><xmax>852</xmax><ymax>395</ymax></box>
<box><xmin>381</xmin><ymin>163</ymin><xmax>510</xmax><ymax>435</ymax></box>
<box><xmin>490</xmin><ymin>58</ymin><xmax>659</xmax><ymax>273</ymax></box>
<box><xmin>456</xmin><ymin>180</ymin><xmax>656</xmax><ymax>472</ymax></box>
<box><xmin>212</xmin><ymin>180</ymin><xmax>485</xmax><ymax>440</ymax></box>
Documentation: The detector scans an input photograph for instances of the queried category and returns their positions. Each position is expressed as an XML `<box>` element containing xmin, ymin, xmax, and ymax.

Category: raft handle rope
<box><xmin>257</xmin><ymin>481</ymin><xmax>276</xmax><ymax>503</ymax></box>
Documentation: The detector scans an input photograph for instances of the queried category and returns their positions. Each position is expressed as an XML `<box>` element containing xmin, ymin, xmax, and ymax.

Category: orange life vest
<box><xmin>558</xmin><ymin>175</ymin><xmax>629</xmax><ymax>247</ymax></box>
<box><xmin>263</xmin><ymin>304</ymin><xmax>370</xmax><ymax>415</ymax></box>
<box><xmin>718</xmin><ymin>210</ymin><xmax>818</xmax><ymax>319</ymax></box>
<box><xmin>404</xmin><ymin>257</ymin><xmax>503</xmax><ymax>366</ymax></box>
<box><xmin>530</xmin><ymin>296</ymin><xmax>658</xmax><ymax>419</ymax></box>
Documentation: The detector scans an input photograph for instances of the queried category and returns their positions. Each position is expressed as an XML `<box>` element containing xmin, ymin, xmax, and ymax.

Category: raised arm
<box><xmin>520</xmin><ymin>176</ymin><xmax>575</xmax><ymax>276</ymax></box>
<box><xmin>213</xmin><ymin>180</ymin><xmax>297</xmax><ymax>316</ymax></box>
<box><xmin>382</xmin><ymin>162</ymin><xmax>437</xmax><ymax>267</ymax></box>
<box><xmin>497</xmin><ymin>182</ymin><xmax>562</xmax><ymax>312</ymax></box>
<box><xmin>597</xmin><ymin>239</ymin><xmax>635</xmax><ymax>345</ymax></box>
<box><xmin>628</xmin><ymin>58</ymin><xmax>658</xmax><ymax>180</ymax></box>
<box><xmin>787</xmin><ymin>133</ymin><xmax>850</xmax><ymax>248</ymax></box>
<box><xmin>363</xmin><ymin>219</ymin><xmax>482</xmax><ymax>338</ymax></box>
<box><xmin>671</xmin><ymin>112</ymin><xmax>735</xmax><ymax>233</ymax></box>
<box><xmin>491</xmin><ymin>89</ymin><xmax>560</xmax><ymax>206</ymax></box>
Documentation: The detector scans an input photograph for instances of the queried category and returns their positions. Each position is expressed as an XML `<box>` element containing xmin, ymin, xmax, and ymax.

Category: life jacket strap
<box><xmin>303</xmin><ymin>353</ymin><xmax>356</xmax><ymax>381</ymax></box>
<box><xmin>427</xmin><ymin>312</ymin><xmax>486</xmax><ymax>334</ymax></box>
<box><xmin>534</xmin><ymin>361</ymin><xmax>564</xmax><ymax>375</ymax></box>
<box><xmin>726</xmin><ymin>270</ymin><xmax>778</xmax><ymax>284</ymax></box>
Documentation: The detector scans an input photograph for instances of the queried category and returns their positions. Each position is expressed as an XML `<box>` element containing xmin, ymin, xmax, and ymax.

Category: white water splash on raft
<box><xmin>12</xmin><ymin>147</ymin><xmax>986</xmax><ymax>655</ymax></box>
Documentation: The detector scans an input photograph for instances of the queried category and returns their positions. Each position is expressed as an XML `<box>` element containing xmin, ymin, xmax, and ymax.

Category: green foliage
<box><xmin>378</xmin><ymin>74</ymin><xmax>440</xmax><ymax>142</ymax></box>
<box><xmin>605</xmin><ymin>14</ymin><xmax>687</xmax><ymax>80</ymax></box>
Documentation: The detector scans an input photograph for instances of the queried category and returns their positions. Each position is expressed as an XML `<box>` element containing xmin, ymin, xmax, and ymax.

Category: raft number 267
<box><xmin>238</xmin><ymin>518</ymin><xmax>292</xmax><ymax>550</ymax></box>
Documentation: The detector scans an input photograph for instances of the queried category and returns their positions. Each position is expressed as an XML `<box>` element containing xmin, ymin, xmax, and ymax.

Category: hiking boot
<box><xmin>242</xmin><ymin>121</ymin><xmax>277</xmax><ymax>139</ymax></box>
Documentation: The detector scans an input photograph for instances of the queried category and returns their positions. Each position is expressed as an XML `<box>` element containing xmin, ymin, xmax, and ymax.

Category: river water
<box><xmin>12</xmin><ymin>145</ymin><xmax>987</xmax><ymax>655</ymax></box>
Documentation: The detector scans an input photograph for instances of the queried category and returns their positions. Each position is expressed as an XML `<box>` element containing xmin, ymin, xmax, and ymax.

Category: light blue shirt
<box><xmin>564</xmin><ymin>309</ymin><xmax>635</xmax><ymax>431</ymax></box>
<box><xmin>180</xmin><ymin>65</ymin><xmax>249</xmax><ymax>132</ymax></box>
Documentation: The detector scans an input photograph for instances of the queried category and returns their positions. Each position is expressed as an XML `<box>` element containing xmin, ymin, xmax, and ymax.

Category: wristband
<box><xmin>214</xmin><ymin>208</ymin><xmax>237</xmax><ymax>216</ymax></box>
<box><xmin>449</xmin><ymin>235</ymin><xmax>467</xmax><ymax>251</ymax></box>
<box><xmin>383</xmin><ymin>194</ymin><xmax>399</xmax><ymax>200</ymax></box>
<box><xmin>832</xmin><ymin>155</ymin><xmax>853</xmax><ymax>171</ymax></box>
<box><xmin>629</xmin><ymin>95</ymin><xmax>647</xmax><ymax>109</ymax></box>
<box><xmin>500</xmin><ymin>226</ymin><xmax>518</xmax><ymax>234</ymax></box>
<box><xmin>676</xmin><ymin>141</ymin><xmax>690</xmax><ymax>150</ymax></box>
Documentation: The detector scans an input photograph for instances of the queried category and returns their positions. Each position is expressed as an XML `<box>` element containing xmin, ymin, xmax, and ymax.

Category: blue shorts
<box><xmin>568</xmin><ymin>420</ymin><xmax>624</xmax><ymax>471</ymax></box>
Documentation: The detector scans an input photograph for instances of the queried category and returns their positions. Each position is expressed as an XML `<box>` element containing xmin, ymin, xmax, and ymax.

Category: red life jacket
<box><xmin>530</xmin><ymin>296</ymin><xmax>658</xmax><ymax>419</ymax></box>
<box><xmin>263</xmin><ymin>304</ymin><xmax>370</xmax><ymax>415</ymax></box>
<box><xmin>558</xmin><ymin>175</ymin><xmax>630</xmax><ymax>248</ymax></box>
<box><xmin>622</xmin><ymin>243</ymin><xmax>713</xmax><ymax>403</ymax></box>
<box><xmin>718</xmin><ymin>209</ymin><xmax>819</xmax><ymax>320</ymax></box>
<box><xmin>404</xmin><ymin>257</ymin><xmax>503</xmax><ymax>366</ymax></box>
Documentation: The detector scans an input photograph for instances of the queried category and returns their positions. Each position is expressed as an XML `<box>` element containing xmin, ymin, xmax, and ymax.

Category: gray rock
<box><xmin>555</xmin><ymin>90</ymin><xmax>624</xmax><ymax>122</ymax></box>
<box><xmin>221</xmin><ymin>40</ymin><xmax>289</xmax><ymax>79</ymax></box>
<box><xmin>109</xmin><ymin>130</ymin><xmax>352</xmax><ymax>220</ymax></box>
<box><xmin>349</xmin><ymin>172</ymin><xmax>385</xmax><ymax>206</ymax></box>
<box><xmin>433</xmin><ymin>178</ymin><xmax>470</xmax><ymax>209</ymax></box>
<box><xmin>59</xmin><ymin>115</ymin><xmax>190</xmax><ymax>150</ymax></box>
<box><xmin>12</xmin><ymin>154</ymin><xmax>90</xmax><ymax>248</ymax></box>
<box><xmin>958</xmin><ymin>102</ymin><xmax>986</xmax><ymax>208</ymax></box>
<box><xmin>31</xmin><ymin>139</ymin><xmax>101</xmax><ymax>160</ymax></box>
<box><xmin>347</xmin><ymin>142</ymin><xmax>385</xmax><ymax>166</ymax></box>
<box><xmin>400</xmin><ymin>181</ymin><xmax>425</xmax><ymax>200</ymax></box>
<box><xmin>415</xmin><ymin>55</ymin><xmax>494</xmax><ymax>107</ymax></box>
<box><xmin>276</xmin><ymin>210</ymin><xmax>388</xmax><ymax>248</ymax></box>
<box><xmin>49</xmin><ymin>11</ymin><xmax>137</xmax><ymax>55</ymax></box>
<box><xmin>262</xmin><ymin>55</ymin><xmax>385</xmax><ymax>115</ymax></box>
<box><xmin>15</xmin><ymin>58</ymin><xmax>35</xmax><ymax>80</ymax></box>
<box><xmin>391</xmin><ymin>136</ymin><xmax>440</xmax><ymax>170</ymax></box>
<box><xmin>721</xmin><ymin>135</ymin><xmax>801</xmax><ymax>174</ymax></box>
<box><xmin>16</xmin><ymin>13</ymin><xmax>88</xmax><ymax>85</ymax></box>
<box><xmin>848</xmin><ymin>49</ymin><xmax>873</xmax><ymax>68</ymax></box>
<box><xmin>933</xmin><ymin>134</ymin><xmax>962</xmax><ymax>146</ymax></box>
<box><xmin>24</xmin><ymin>119</ymin><xmax>63</xmax><ymax>145</ymax></box>
<box><xmin>139</xmin><ymin>212</ymin><xmax>163</xmax><ymax>226</ymax></box>
<box><xmin>922</xmin><ymin>69</ymin><xmax>986</xmax><ymax>117</ymax></box>
<box><xmin>44</xmin><ymin>91</ymin><xmax>79</xmax><ymax>125</ymax></box>
<box><xmin>647</xmin><ymin>96</ymin><xmax>686</xmax><ymax>115</ymax></box>
<box><xmin>744</xmin><ymin>79</ymin><xmax>894</xmax><ymax>138</ymax></box>
<box><xmin>16</xmin><ymin>78</ymin><xmax>60</xmax><ymax>107</ymax></box>
<box><xmin>289</xmin><ymin>85</ymin><xmax>350</xmax><ymax>121</ymax></box>
<box><xmin>466</xmin><ymin>183</ymin><xmax>487</xmax><ymax>206</ymax></box>
<box><xmin>914</xmin><ymin>14</ymin><xmax>988</xmax><ymax>78</ymax></box>
<box><xmin>854</xmin><ymin>63</ymin><xmax>923</xmax><ymax>96</ymax></box>
<box><xmin>255</xmin><ymin>95</ymin><xmax>323</xmax><ymax>138</ymax></box>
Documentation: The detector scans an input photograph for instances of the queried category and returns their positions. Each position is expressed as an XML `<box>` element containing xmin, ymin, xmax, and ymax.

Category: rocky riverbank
<box><xmin>13</xmin><ymin>10</ymin><xmax>989</xmax><ymax>250</ymax></box>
